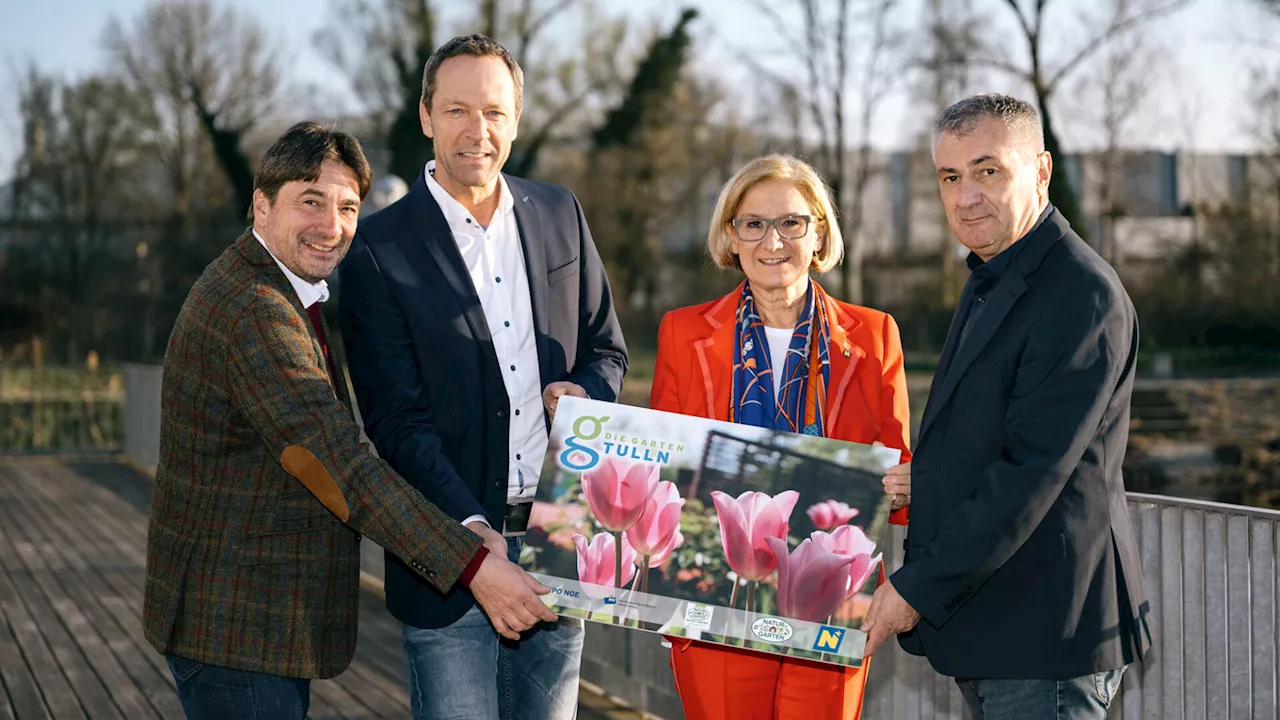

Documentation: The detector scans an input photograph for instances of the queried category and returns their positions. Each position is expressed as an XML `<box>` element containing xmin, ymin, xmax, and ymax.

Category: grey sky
<box><xmin>1</xmin><ymin>0</ymin><xmax>1273</xmax><ymax>184</ymax></box>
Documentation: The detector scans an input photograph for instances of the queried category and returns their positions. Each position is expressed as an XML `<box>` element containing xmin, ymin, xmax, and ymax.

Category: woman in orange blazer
<box><xmin>650</xmin><ymin>154</ymin><xmax>912</xmax><ymax>720</ymax></box>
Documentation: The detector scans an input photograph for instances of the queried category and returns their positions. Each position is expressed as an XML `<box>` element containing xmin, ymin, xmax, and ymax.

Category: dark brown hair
<box><xmin>420</xmin><ymin>34</ymin><xmax>524</xmax><ymax>116</ymax></box>
<box><xmin>248</xmin><ymin>121</ymin><xmax>372</xmax><ymax>222</ymax></box>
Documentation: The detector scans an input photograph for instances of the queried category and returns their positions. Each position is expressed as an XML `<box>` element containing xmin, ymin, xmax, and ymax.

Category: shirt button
<box><xmin>515</xmin><ymin>409</ymin><xmax>521</xmax><ymax>416</ymax></box>
<box><xmin>504</xmin><ymin>321</ymin><xmax>510</xmax><ymax>327</ymax></box>
<box><xmin>495</xmin><ymin>276</ymin><xmax>502</xmax><ymax>283</ymax></box>
<box><xmin>516</xmin><ymin>454</ymin><xmax>522</xmax><ymax>460</ymax></box>
<box><xmin>465</xmin><ymin>218</ymin><xmax>472</xmax><ymax>224</ymax></box>
<box><xmin>510</xmin><ymin>365</ymin><xmax>516</xmax><ymax>371</ymax></box>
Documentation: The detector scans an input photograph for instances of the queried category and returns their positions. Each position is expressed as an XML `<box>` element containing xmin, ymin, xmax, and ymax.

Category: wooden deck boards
<box><xmin>0</xmin><ymin>456</ymin><xmax>412</xmax><ymax>720</ymax></box>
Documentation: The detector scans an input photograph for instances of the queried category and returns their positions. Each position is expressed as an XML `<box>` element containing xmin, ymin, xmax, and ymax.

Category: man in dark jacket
<box><xmin>862</xmin><ymin>94</ymin><xmax>1153</xmax><ymax>720</ymax></box>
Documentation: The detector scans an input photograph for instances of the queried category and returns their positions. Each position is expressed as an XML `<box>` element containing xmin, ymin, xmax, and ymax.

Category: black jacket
<box><xmin>338</xmin><ymin>170</ymin><xmax>627</xmax><ymax>629</ymax></box>
<box><xmin>894</xmin><ymin>207</ymin><xmax>1153</xmax><ymax>679</ymax></box>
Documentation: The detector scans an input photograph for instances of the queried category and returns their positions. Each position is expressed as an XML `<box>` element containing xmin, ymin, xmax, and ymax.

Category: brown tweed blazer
<box><xmin>143</xmin><ymin>230</ymin><xmax>482</xmax><ymax>679</ymax></box>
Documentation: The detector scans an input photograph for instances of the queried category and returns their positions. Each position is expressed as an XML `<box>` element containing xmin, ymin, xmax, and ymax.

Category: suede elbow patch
<box><xmin>280</xmin><ymin>445</ymin><xmax>351</xmax><ymax>523</ymax></box>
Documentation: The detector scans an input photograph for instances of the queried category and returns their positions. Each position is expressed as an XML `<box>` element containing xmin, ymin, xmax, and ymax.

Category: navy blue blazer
<box><xmin>893</xmin><ymin>207</ymin><xmax>1153</xmax><ymax>679</ymax></box>
<box><xmin>338</xmin><ymin>170</ymin><xmax>627</xmax><ymax>629</ymax></box>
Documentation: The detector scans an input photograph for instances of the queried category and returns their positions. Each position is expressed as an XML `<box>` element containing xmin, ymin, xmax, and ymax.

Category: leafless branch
<box><xmin>1034</xmin><ymin>0</ymin><xmax>1048</xmax><ymax>38</ymax></box>
<box><xmin>1046</xmin><ymin>0</ymin><xmax>1192</xmax><ymax>91</ymax></box>
<box><xmin>1004</xmin><ymin>0</ymin><xmax>1034</xmax><ymax>40</ymax></box>
<box><xmin>849</xmin><ymin>0</ymin><xmax>899</xmax><ymax>212</ymax></box>
<box><xmin>832</xmin><ymin>0</ymin><xmax>851</xmax><ymax>174</ymax></box>
<box><xmin>969</xmin><ymin>55</ymin><xmax>1031</xmax><ymax>79</ymax></box>
<box><xmin>797</xmin><ymin>0</ymin><xmax>835</xmax><ymax>168</ymax></box>
<box><xmin>745</xmin><ymin>0</ymin><xmax>807</xmax><ymax>52</ymax></box>
<box><xmin>725</xmin><ymin>44</ymin><xmax>796</xmax><ymax>89</ymax></box>
<box><xmin>516</xmin><ymin>0</ymin><xmax>584</xmax><ymax>62</ymax></box>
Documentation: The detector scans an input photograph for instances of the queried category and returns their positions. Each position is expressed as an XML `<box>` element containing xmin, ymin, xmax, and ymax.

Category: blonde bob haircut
<box><xmin>707</xmin><ymin>154</ymin><xmax>845</xmax><ymax>273</ymax></box>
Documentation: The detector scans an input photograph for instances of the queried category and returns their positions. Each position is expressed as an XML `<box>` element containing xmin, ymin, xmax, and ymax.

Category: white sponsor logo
<box><xmin>683</xmin><ymin>603</ymin><xmax>713</xmax><ymax>631</ymax></box>
<box><xmin>751</xmin><ymin>617</ymin><xmax>794</xmax><ymax>643</ymax></box>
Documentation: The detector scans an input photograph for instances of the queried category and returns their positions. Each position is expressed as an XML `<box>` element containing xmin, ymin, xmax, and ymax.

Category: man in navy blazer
<box><xmin>338</xmin><ymin>35</ymin><xmax>627</xmax><ymax>720</ymax></box>
<box><xmin>861</xmin><ymin>94</ymin><xmax>1153</xmax><ymax>719</ymax></box>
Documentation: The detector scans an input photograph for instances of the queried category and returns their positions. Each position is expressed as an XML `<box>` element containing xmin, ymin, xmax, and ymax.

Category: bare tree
<box><xmin>491</xmin><ymin>0</ymin><xmax>629</xmax><ymax>178</ymax></box>
<box><xmin>581</xmin><ymin>9</ymin><xmax>721</xmax><ymax>318</ymax></box>
<box><xmin>741</xmin><ymin>0</ymin><xmax>904</xmax><ymax>303</ymax></box>
<box><xmin>973</xmin><ymin>0</ymin><xmax>1192</xmax><ymax>241</ymax></box>
<box><xmin>914</xmin><ymin>0</ymin><xmax>985</xmax><ymax>307</ymax></box>
<box><xmin>10</xmin><ymin>66</ymin><xmax>58</xmax><ymax>221</ymax></box>
<box><xmin>1168</xmin><ymin>4</ymin><xmax>1280</xmax><ymax>340</ymax></box>
<box><xmin>7</xmin><ymin>69</ymin><xmax>156</xmax><ymax>361</ymax></box>
<box><xmin>842</xmin><ymin>0</ymin><xmax>901</xmax><ymax>304</ymax></box>
<box><xmin>105</xmin><ymin>0</ymin><xmax>283</xmax><ymax>216</ymax></box>
<box><xmin>481</xmin><ymin>0</ymin><xmax>499</xmax><ymax>37</ymax></box>
<box><xmin>1083</xmin><ymin>25</ymin><xmax>1160</xmax><ymax>274</ymax></box>
<box><xmin>317</xmin><ymin>0</ymin><xmax>628</xmax><ymax>181</ymax></box>
<box><xmin>1245</xmin><ymin>54</ymin><xmax>1280</xmax><ymax>295</ymax></box>
<box><xmin>315</xmin><ymin>0</ymin><xmax>438</xmax><ymax>184</ymax></box>
<box><xmin>478</xmin><ymin>0</ymin><xmax>585</xmax><ymax>57</ymax></box>
<box><xmin>1209</xmin><ymin>2</ymin><xmax>1280</xmax><ymax>304</ymax></box>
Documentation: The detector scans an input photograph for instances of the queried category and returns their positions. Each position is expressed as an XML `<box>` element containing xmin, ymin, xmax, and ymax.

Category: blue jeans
<box><xmin>402</xmin><ymin>538</ymin><xmax>584</xmax><ymax>720</ymax></box>
<box><xmin>165</xmin><ymin>655</ymin><xmax>310</xmax><ymax>720</ymax></box>
<box><xmin>956</xmin><ymin>667</ymin><xmax>1126</xmax><ymax>720</ymax></box>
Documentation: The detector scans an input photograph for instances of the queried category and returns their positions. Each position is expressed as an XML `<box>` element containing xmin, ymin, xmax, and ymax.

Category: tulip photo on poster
<box><xmin>520</xmin><ymin>397</ymin><xmax>900</xmax><ymax>667</ymax></box>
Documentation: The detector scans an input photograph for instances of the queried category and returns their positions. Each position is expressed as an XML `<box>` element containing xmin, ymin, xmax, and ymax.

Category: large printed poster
<box><xmin>520</xmin><ymin>397</ymin><xmax>900</xmax><ymax>667</ymax></box>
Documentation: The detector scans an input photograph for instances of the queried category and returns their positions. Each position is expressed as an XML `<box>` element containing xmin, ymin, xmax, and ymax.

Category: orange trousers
<box><xmin>668</xmin><ymin>638</ymin><xmax>870</xmax><ymax>720</ymax></box>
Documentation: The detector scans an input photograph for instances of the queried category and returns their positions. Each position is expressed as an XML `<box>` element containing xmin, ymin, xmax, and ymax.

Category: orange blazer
<box><xmin>650</xmin><ymin>281</ymin><xmax>911</xmax><ymax>720</ymax></box>
<box><xmin>651</xmin><ymin>281</ymin><xmax>912</xmax><ymax>463</ymax></box>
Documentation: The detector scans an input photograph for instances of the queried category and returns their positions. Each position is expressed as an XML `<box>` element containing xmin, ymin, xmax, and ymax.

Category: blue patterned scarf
<box><xmin>729</xmin><ymin>280</ymin><xmax>831</xmax><ymax>436</ymax></box>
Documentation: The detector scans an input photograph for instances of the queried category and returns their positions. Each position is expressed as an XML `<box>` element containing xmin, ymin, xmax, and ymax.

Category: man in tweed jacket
<box><xmin>144</xmin><ymin>122</ymin><xmax>556</xmax><ymax>720</ymax></box>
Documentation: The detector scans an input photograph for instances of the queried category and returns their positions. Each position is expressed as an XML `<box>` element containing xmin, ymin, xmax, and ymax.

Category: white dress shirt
<box><xmin>253</xmin><ymin>230</ymin><xmax>329</xmax><ymax>309</ymax></box>
<box><xmin>424</xmin><ymin>161</ymin><xmax>546</xmax><ymax>527</ymax></box>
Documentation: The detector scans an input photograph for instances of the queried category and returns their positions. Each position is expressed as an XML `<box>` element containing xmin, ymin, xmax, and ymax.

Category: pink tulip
<box><xmin>767</xmin><ymin>537</ymin><xmax>856</xmax><ymax>622</ymax></box>
<box><xmin>626</xmin><ymin>481</ymin><xmax>685</xmax><ymax>559</ymax></box>
<box><xmin>806</xmin><ymin>499</ymin><xmax>860</xmax><ymax>531</ymax></box>
<box><xmin>573</xmin><ymin>533</ymin><xmax>637</xmax><ymax>598</ymax></box>
<box><xmin>811</xmin><ymin>525</ymin><xmax>882</xmax><ymax>599</ymax></box>
<box><xmin>711</xmin><ymin>490</ymin><xmax>800</xmax><ymax>582</ymax></box>
<box><xmin>641</xmin><ymin>529</ymin><xmax>684</xmax><ymax>569</ymax></box>
<box><xmin>580</xmin><ymin>457</ymin><xmax>660</xmax><ymax>532</ymax></box>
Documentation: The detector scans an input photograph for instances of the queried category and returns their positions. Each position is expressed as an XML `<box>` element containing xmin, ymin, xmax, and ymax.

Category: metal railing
<box><xmin>861</xmin><ymin>494</ymin><xmax>1280</xmax><ymax>720</ymax></box>
<box><xmin>122</xmin><ymin>363</ymin><xmax>162</xmax><ymax>474</ymax></box>
<box><xmin>0</xmin><ymin>365</ymin><xmax>123</xmax><ymax>452</ymax></box>
<box><xmin>121</xmin><ymin>368</ymin><xmax>1280</xmax><ymax>719</ymax></box>
<box><xmin>564</xmin><ymin>495</ymin><xmax>1280</xmax><ymax>720</ymax></box>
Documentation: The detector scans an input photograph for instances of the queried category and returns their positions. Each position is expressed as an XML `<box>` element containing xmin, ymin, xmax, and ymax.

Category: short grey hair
<box><xmin>933</xmin><ymin>94</ymin><xmax>1044</xmax><ymax>155</ymax></box>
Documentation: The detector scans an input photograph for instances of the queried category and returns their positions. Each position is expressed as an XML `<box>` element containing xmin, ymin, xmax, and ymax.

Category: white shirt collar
<box><xmin>252</xmin><ymin>229</ymin><xmax>330</xmax><ymax>308</ymax></box>
<box><xmin>423</xmin><ymin>160</ymin><xmax>515</xmax><ymax>230</ymax></box>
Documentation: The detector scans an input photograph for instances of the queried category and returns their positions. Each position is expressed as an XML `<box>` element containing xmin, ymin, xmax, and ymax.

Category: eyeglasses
<box><xmin>730</xmin><ymin>215</ymin><xmax>815</xmax><ymax>242</ymax></box>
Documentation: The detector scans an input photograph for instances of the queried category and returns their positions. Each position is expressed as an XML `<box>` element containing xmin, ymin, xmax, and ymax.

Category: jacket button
<box><xmin>495</xmin><ymin>478</ymin><xmax>504</xmax><ymax>488</ymax></box>
<box><xmin>497</xmin><ymin>408</ymin><xmax>508</xmax><ymax>418</ymax></box>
